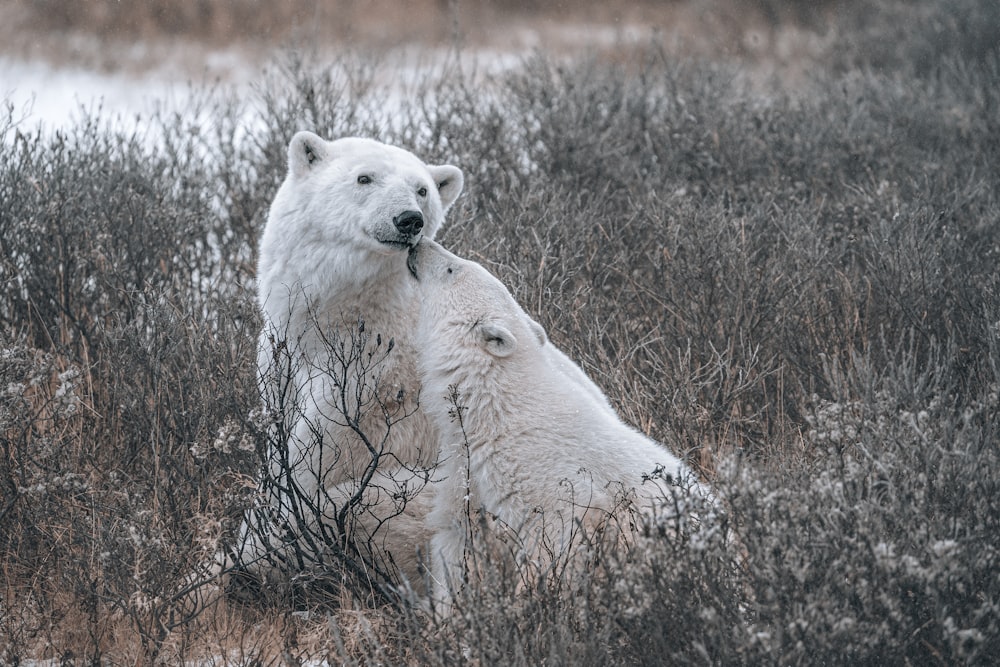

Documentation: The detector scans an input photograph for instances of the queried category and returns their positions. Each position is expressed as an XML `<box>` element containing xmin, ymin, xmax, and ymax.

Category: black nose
<box><xmin>394</xmin><ymin>210</ymin><xmax>424</xmax><ymax>236</ymax></box>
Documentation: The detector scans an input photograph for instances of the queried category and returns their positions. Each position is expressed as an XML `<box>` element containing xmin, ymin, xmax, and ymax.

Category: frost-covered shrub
<box><xmin>728</xmin><ymin>336</ymin><xmax>1000</xmax><ymax>664</ymax></box>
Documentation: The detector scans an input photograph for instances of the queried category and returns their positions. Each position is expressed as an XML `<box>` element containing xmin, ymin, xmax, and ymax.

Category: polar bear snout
<box><xmin>406</xmin><ymin>243</ymin><xmax>421</xmax><ymax>280</ymax></box>
<box><xmin>393</xmin><ymin>210</ymin><xmax>424</xmax><ymax>237</ymax></box>
<box><xmin>406</xmin><ymin>238</ymin><xmax>460</xmax><ymax>282</ymax></box>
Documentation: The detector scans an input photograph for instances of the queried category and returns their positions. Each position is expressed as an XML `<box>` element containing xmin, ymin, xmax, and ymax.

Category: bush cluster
<box><xmin>2</xmin><ymin>0</ymin><xmax>999</xmax><ymax>662</ymax></box>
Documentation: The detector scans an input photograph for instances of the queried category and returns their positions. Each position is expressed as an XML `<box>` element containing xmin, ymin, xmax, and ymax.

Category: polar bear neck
<box><xmin>434</xmin><ymin>358</ymin><xmax>546</xmax><ymax>452</ymax></box>
<box><xmin>260</xmin><ymin>248</ymin><xmax>414</xmax><ymax>340</ymax></box>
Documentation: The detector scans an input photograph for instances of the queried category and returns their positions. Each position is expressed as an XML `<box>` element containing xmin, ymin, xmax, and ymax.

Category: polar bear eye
<box><xmin>357</xmin><ymin>174</ymin><xmax>373</xmax><ymax>185</ymax></box>
<box><xmin>417</xmin><ymin>186</ymin><xmax>428</xmax><ymax>197</ymax></box>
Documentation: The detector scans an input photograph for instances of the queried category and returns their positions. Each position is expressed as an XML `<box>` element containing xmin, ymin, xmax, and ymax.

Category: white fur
<box><xmin>408</xmin><ymin>240</ymin><xmax>707</xmax><ymax>604</ymax></box>
<box><xmin>241</xmin><ymin>132</ymin><xmax>463</xmax><ymax>590</ymax></box>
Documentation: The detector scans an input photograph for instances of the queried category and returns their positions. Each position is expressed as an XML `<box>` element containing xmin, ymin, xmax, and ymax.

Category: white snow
<box><xmin>1</xmin><ymin>55</ymin><xmax>192</xmax><ymax>133</ymax></box>
<box><xmin>1</xmin><ymin>44</ymin><xmax>522</xmax><ymax>141</ymax></box>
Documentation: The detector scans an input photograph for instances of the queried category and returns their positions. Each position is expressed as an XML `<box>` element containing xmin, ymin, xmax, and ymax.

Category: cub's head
<box><xmin>407</xmin><ymin>239</ymin><xmax>547</xmax><ymax>378</ymax></box>
<box><xmin>276</xmin><ymin>131</ymin><xmax>464</xmax><ymax>255</ymax></box>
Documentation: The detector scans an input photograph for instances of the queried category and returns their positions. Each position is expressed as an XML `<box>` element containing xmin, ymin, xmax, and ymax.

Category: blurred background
<box><xmin>0</xmin><ymin>0</ymin><xmax>833</xmax><ymax>57</ymax></box>
<box><xmin>0</xmin><ymin>0</ymin><xmax>876</xmax><ymax>129</ymax></box>
<box><xmin>4</xmin><ymin>0</ymin><xmax>997</xmax><ymax>131</ymax></box>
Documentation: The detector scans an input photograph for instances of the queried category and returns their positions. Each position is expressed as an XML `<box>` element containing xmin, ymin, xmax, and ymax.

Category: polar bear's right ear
<box><xmin>288</xmin><ymin>131</ymin><xmax>329</xmax><ymax>178</ymax></box>
<box><xmin>478</xmin><ymin>322</ymin><xmax>517</xmax><ymax>358</ymax></box>
<box><xmin>427</xmin><ymin>165</ymin><xmax>464</xmax><ymax>212</ymax></box>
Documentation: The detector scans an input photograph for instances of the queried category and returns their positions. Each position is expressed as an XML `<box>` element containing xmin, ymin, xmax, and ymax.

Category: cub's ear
<box><xmin>427</xmin><ymin>164</ymin><xmax>464</xmax><ymax>212</ymax></box>
<box><xmin>527</xmin><ymin>317</ymin><xmax>548</xmax><ymax>345</ymax></box>
<box><xmin>288</xmin><ymin>131</ymin><xmax>329</xmax><ymax>178</ymax></box>
<box><xmin>478</xmin><ymin>321</ymin><xmax>517</xmax><ymax>358</ymax></box>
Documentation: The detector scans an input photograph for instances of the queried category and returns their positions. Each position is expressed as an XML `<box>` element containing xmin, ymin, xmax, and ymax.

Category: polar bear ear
<box><xmin>527</xmin><ymin>317</ymin><xmax>548</xmax><ymax>346</ymax></box>
<box><xmin>427</xmin><ymin>165</ymin><xmax>464</xmax><ymax>212</ymax></box>
<box><xmin>478</xmin><ymin>322</ymin><xmax>517</xmax><ymax>358</ymax></box>
<box><xmin>288</xmin><ymin>131</ymin><xmax>329</xmax><ymax>179</ymax></box>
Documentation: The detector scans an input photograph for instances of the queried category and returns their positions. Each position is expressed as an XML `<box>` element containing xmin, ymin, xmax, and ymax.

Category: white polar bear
<box><xmin>406</xmin><ymin>239</ymin><xmax>710</xmax><ymax>604</ymax></box>
<box><xmin>241</xmin><ymin>132</ymin><xmax>463</xmax><ymax>592</ymax></box>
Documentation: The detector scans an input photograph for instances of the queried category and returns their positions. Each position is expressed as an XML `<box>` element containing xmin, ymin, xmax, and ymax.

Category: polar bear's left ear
<box><xmin>427</xmin><ymin>165</ymin><xmax>464</xmax><ymax>212</ymax></box>
<box><xmin>288</xmin><ymin>131</ymin><xmax>329</xmax><ymax>179</ymax></box>
<box><xmin>478</xmin><ymin>322</ymin><xmax>517</xmax><ymax>358</ymax></box>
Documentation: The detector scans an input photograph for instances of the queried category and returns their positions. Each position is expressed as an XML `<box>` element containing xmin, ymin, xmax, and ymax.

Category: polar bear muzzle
<box><xmin>393</xmin><ymin>210</ymin><xmax>424</xmax><ymax>237</ymax></box>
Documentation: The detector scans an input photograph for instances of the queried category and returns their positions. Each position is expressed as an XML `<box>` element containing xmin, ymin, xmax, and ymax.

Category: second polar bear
<box><xmin>406</xmin><ymin>239</ymin><xmax>710</xmax><ymax>602</ymax></box>
<box><xmin>243</xmin><ymin>132</ymin><xmax>463</xmax><ymax>591</ymax></box>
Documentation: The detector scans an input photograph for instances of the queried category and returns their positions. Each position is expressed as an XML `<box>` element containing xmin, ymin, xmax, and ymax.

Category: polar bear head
<box><xmin>260</xmin><ymin>132</ymin><xmax>464</xmax><ymax>295</ymax></box>
<box><xmin>407</xmin><ymin>239</ymin><xmax>548</xmax><ymax>391</ymax></box>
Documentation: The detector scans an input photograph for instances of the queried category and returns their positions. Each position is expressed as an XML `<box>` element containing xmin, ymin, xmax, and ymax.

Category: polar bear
<box><xmin>240</xmin><ymin>132</ymin><xmax>464</xmax><ymax>593</ymax></box>
<box><xmin>406</xmin><ymin>239</ymin><xmax>709</xmax><ymax>604</ymax></box>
